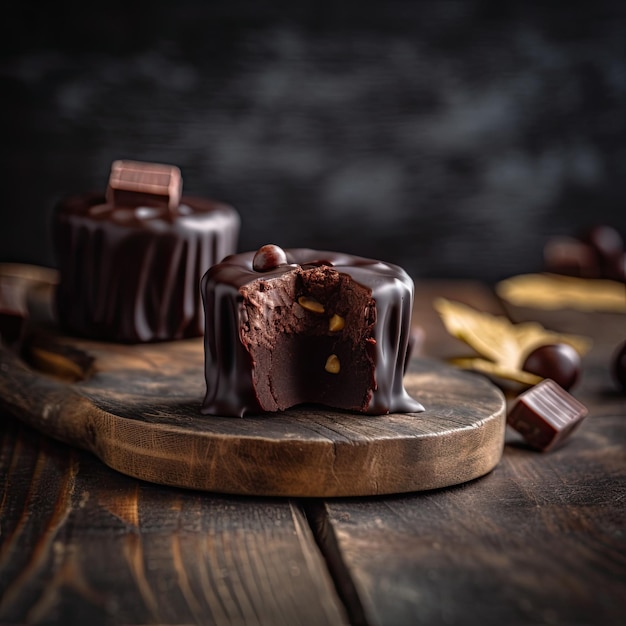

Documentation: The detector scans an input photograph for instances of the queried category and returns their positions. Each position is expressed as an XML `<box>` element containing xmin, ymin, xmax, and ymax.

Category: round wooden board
<box><xmin>0</xmin><ymin>264</ymin><xmax>506</xmax><ymax>497</ymax></box>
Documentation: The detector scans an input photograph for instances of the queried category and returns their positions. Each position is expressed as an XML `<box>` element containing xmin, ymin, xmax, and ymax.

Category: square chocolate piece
<box><xmin>106</xmin><ymin>160</ymin><xmax>182</xmax><ymax>211</ymax></box>
<box><xmin>507</xmin><ymin>379</ymin><xmax>588</xmax><ymax>451</ymax></box>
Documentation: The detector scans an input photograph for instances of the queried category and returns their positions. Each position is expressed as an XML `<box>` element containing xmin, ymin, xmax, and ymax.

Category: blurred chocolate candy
<box><xmin>580</xmin><ymin>225</ymin><xmax>625</xmax><ymax>282</ymax></box>
<box><xmin>543</xmin><ymin>225</ymin><xmax>625</xmax><ymax>282</ymax></box>
<box><xmin>543</xmin><ymin>236</ymin><xmax>599</xmax><ymax>278</ymax></box>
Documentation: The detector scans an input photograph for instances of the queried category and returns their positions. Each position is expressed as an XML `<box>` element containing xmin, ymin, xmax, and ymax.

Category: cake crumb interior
<box><xmin>239</xmin><ymin>266</ymin><xmax>376</xmax><ymax>412</ymax></box>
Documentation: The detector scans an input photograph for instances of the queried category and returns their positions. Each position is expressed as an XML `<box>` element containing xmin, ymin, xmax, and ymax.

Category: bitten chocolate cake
<box><xmin>54</xmin><ymin>160</ymin><xmax>240</xmax><ymax>343</ymax></box>
<box><xmin>201</xmin><ymin>245</ymin><xmax>424</xmax><ymax>416</ymax></box>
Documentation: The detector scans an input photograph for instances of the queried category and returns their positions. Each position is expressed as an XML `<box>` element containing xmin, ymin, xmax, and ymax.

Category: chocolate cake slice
<box><xmin>201</xmin><ymin>245</ymin><xmax>424</xmax><ymax>416</ymax></box>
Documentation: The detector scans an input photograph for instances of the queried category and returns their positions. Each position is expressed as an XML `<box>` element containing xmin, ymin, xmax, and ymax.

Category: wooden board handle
<box><xmin>0</xmin><ymin>345</ymin><xmax>101</xmax><ymax>451</ymax></box>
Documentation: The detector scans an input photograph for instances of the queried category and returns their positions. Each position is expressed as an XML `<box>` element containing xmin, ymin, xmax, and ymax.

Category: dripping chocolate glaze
<box><xmin>54</xmin><ymin>192</ymin><xmax>240</xmax><ymax>343</ymax></box>
<box><xmin>201</xmin><ymin>248</ymin><xmax>424</xmax><ymax>417</ymax></box>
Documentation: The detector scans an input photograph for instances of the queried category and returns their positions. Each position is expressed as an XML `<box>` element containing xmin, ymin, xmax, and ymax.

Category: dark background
<box><xmin>1</xmin><ymin>1</ymin><xmax>625</xmax><ymax>284</ymax></box>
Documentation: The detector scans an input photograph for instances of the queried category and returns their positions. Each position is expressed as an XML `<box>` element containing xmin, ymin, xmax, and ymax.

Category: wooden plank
<box><xmin>311</xmin><ymin>413</ymin><xmax>626</xmax><ymax>626</ymax></box>
<box><xmin>0</xmin><ymin>417</ymin><xmax>348</xmax><ymax>626</ymax></box>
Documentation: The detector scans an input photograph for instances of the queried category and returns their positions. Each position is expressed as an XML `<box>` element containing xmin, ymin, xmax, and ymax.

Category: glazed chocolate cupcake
<box><xmin>201</xmin><ymin>244</ymin><xmax>424</xmax><ymax>417</ymax></box>
<box><xmin>54</xmin><ymin>160</ymin><xmax>240</xmax><ymax>343</ymax></box>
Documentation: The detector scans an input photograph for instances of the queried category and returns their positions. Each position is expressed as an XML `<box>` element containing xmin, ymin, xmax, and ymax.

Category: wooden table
<box><xmin>1</xmin><ymin>280</ymin><xmax>625</xmax><ymax>626</ymax></box>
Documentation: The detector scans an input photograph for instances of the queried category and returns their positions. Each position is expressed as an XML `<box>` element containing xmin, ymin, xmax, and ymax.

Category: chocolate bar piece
<box><xmin>507</xmin><ymin>379</ymin><xmax>588</xmax><ymax>451</ymax></box>
<box><xmin>106</xmin><ymin>160</ymin><xmax>182</xmax><ymax>212</ymax></box>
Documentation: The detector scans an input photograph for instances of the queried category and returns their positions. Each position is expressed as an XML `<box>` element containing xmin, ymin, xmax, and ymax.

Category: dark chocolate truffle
<box><xmin>54</xmin><ymin>160</ymin><xmax>240</xmax><ymax>343</ymax></box>
<box><xmin>201</xmin><ymin>247</ymin><xmax>424</xmax><ymax>416</ymax></box>
<box><xmin>522</xmin><ymin>343</ymin><xmax>581</xmax><ymax>391</ymax></box>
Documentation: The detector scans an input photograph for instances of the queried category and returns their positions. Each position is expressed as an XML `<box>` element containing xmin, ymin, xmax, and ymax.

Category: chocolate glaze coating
<box><xmin>54</xmin><ymin>192</ymin><xmax>240</xmax><ymax>343</ymax></box>
<box><xmin>201</xmin><ymin>248</ymin><xmax>424</xmax><ymax>416</ymax></box>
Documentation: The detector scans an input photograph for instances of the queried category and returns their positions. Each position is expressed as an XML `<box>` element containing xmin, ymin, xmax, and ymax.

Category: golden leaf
<box><xmin>433</xmin><ymin>298</ymin><xmax>592</xmax><ymax>384</ymax></box>
<box><xmin>448</xmin><ymin>357</ymin><xmax>543</xmax><ymax>386</ymax></box>
<box><xmin>497</xmin><ymin>273</ymin><xmax>626</xmax><ymax>312</ymax></box>
<box><xmin>434</xmin><ymin>299</ymin><xmax>520</xmax><ymax>368</ymax></box>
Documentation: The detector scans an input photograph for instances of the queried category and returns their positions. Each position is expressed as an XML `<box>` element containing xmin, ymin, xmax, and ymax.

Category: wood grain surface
<box><xmin>304</xmin><ymin>279</ymin><xmax>626</xmax><ymax>626</ymax></box>
<box><xmin>310</xmin><ymin>412</ymin><xmax>626</xmax><ymax>626</ymax></box>
<box><xmin>0</xmin><ymin>417</ymin><xmax>348</xmax><ymax>626</ymax></box>
<box><xmin>0</xmin><ymin>288</ymin><xmax>506</xmax><ymax>497</ymax></box>
<box><xmin>1</xmin><ymin>274</ymin><xmax>625</xmax><ymax>626</ymax></box>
